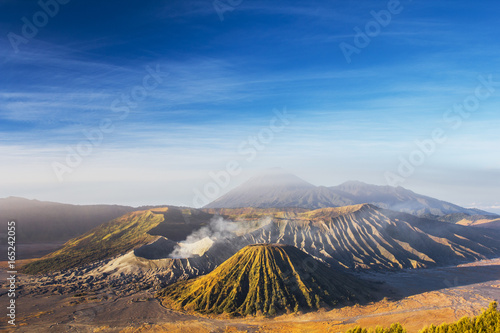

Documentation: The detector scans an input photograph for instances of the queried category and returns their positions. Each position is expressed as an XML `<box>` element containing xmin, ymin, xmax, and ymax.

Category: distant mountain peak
<box><xmin>338</xmin><ymin>180</ymin><xmax>370</xmax><ymax>186</ymax></box>
<box><xmin>243</xmin><ymin>169</ymin><xmax>315</xmax><ymax>189</ymax></box>
<box><xmin>204</xmin><ymin>170</ymin><xmax>491</xmax><ymax>216</ymax></box>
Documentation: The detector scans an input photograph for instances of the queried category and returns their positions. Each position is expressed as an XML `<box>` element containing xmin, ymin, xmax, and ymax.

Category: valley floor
<box><xmin>1</xmin><ymin>258</ymin><xmax>499</xmax><ymax>333</ymax></box>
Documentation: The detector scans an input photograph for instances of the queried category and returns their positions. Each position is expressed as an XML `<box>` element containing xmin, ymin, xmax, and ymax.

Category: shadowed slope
<box><xmin>158</xmin><ymin>244</ymin><xmax>373</xmax><ymax>316</ymax></box>
<box><xmin>21</xmin><ymin>207</ymin><xmax>214</xmax><ymax>274</ymax></box>
<box><xmin>21</xmin><ymin>210</ymin><xmax>164</xmax><ymax>274</ymax></box>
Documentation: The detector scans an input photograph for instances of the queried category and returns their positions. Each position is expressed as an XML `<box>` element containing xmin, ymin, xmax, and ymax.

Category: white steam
<box><xmin>170</xmin><ymin>237</ymin><xmax>214</xmax><ymax>258</ymax></box>
<box><xmin>168</xmin><ymin>216</ymin><xmax>272</xmax><ymax>259</ymax></box>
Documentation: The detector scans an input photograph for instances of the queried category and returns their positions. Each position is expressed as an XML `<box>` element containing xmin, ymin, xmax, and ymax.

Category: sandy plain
<box><xmin>0</xmin><ymin>257</ymin><xmax>498</xmax><ymax>332</ymax></box>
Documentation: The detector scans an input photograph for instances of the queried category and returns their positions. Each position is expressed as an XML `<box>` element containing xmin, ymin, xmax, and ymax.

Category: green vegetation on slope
<box><xmin>420</xmin><ymin>302</ymin><xmax>500</xmax><ymax>333</ymax></box>
<box><xmin>345</xmin><ymin>302</ymin><xmax>499</xmax><ymax>333</ymax></box>
<box><xmin>158</xmin><ymin>244</ymin><xmax>373</xmax><ymax>317</ymax></box>
<box><xmin>346</xmin><ymin>323</ymin><xmax>406</xmax><ymax>333</ymax></box>
<box><xmin>21</xmin><ymin>209</ymin><xmax>165</xmax><ymax>274</ymax></box>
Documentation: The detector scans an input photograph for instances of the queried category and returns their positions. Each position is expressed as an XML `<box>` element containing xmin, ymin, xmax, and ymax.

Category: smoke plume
<box><xmin>168</xmin><ymin>216</ymin><xmax>271</xmax><ymax>259</ymax></box>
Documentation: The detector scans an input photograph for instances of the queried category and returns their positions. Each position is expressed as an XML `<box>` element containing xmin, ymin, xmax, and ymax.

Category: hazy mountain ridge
<box><xmin>204</xmin><ymin>172</ymin><xmax>351</xmax><ymax>209</ymax></box>
<box><xmin>423</xmin><ymin>213</ymin><xmax>500</xmax><ymax>229</ymax></box>
<box><xmin>205</xmin><ymin>172</ymin><xmax>494</xmax><ymax>217</ymax></box>
<box><xmin>0</xmin><ymin>197</ymin><xmax>136</xmax><ymax>244</ymax></box>
<box><xmin>329</xmin><ymin>181</ymin><xmax>483</xmax><ymax>216</ymax></box>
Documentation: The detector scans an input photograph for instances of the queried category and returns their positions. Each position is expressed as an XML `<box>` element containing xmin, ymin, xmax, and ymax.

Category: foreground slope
<box><xmin>158</xmin><ymin>244</ymin><xmax>373</xmax><ymax>316</ymax></box>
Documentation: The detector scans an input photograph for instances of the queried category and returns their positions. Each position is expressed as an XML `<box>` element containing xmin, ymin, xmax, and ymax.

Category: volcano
<box><xmin>158</xmin><ymin>243</ymin><xmax>374</xmax><ymax>316</ymax></box>
<box><xmin>204</xmin><ymin>169</ymin><xmax>494</xmax><ymax>217</ymax></box>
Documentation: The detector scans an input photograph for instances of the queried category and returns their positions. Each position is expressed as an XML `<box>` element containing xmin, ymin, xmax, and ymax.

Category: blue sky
<box><xmin>1</xmin><ymin>0</ymin><xmax>499</xmax><ymax>212</ymax></box>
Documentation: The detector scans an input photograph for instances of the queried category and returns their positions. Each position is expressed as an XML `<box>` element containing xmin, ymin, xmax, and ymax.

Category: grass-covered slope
<box><xmin>21</xmin><ymin>209</ymin><xmax>165</xmax><ymax>274</ymax></box>
<box><xmin>158</xmin><ymin>243</ymin><xmax>373</xmax><ymax>317</ymax></box>
<box><xmin>345</xmin><ymin>301</ymin><xmax>500</xmax><ymax>333</ymax></box>
<box><xmin>420</xmin><ymin>301</ymin><xmax>500</xmax><ymax>333</ymax></box>
<box><xmin>21</xmin><ymin>207</ymin><xmax>215</xmax><ymax>274</ymax></box>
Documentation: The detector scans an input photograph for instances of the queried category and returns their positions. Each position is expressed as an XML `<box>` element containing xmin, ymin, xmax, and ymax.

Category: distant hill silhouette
<box><xmin>0</xmin><ymin>197</ymin><xmax>136</xmax><ymax>244</ymax></box>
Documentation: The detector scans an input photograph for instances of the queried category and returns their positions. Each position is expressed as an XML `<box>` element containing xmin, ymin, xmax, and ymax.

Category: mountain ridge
<box><xmin>23</xmin><ymin>203</ymin><xmax>500</xmax><ymax>278</ymax></box>
<box><xmin>204</xmin><ymin>171</ymin><xmax>495</xmax><ymax>217</ymax></box>
<box><xmin>0</xmin><ymin>197</ymin><xmax>137</xmax><ymax>244</ymax></box>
